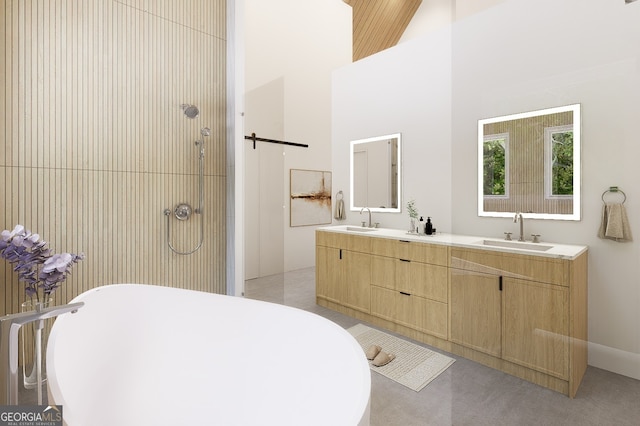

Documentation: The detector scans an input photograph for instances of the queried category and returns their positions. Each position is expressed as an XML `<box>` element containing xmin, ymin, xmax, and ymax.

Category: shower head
<box><xmin>180</xmin><ymin>104</ymin><xmax>200</xmax><ymax>119</ymax></box>
<box><xmin>201</xmin><ymin>127</ymin><xmax>211</xmax><ymax>137</ymax></box>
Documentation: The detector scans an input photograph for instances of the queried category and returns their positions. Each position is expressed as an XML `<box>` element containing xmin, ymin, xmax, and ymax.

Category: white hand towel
<box><xmin>334</xmin><ymin>198</ymin><xmax>346</xmax><ymax>221</ymax></box>
<box><xmin>598</xmin><ymin>203</ymin><xmax>632</xmax><ymax>242</ymax></box>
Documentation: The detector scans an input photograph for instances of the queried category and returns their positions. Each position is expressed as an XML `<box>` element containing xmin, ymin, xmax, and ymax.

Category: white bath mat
<box><xmin>347</xmin><ymin>324</ymin><xmax>455</xmax><ymax>392</ymax></box>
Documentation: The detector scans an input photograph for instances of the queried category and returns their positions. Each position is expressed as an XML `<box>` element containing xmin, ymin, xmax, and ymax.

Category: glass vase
<box><xmin>409</xmin><ymin>218</ymin><xmax>417</xmax><ymax>233</ymax></box>
<box><xmin>21</xmin><ymin>298</ymin><xmax>53</xmax><ymax>395</ymax></box>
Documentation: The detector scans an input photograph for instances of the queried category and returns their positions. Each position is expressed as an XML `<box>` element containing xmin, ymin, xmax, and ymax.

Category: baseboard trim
<box><xmin>588</xmin><ymin>341</ymin><xmax>640</xmax><ymax>380</ymax></box>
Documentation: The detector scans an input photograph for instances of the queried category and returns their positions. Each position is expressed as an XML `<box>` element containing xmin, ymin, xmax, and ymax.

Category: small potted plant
<box><xmin>406</xmin><ymin>199</ymin><xmax>419</xmax><ymax>233</ymax></box>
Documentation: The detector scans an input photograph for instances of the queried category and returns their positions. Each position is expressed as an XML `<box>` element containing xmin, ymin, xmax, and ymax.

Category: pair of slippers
<box><xmin>366</xmin><ymin>344</ymin><xmax>395</xmax><ymax>367</ymax></box>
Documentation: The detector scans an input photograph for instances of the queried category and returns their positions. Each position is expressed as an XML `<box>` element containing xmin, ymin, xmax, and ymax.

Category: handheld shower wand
<box><xmin>163</xmin><ymin>106</ymin><xmax>211</xmax><ymax>255</ymax></box>
<box><xmin>194</xmin><ymin>127</ymin><xmax>210</xmax><ymax>215</ymax></box>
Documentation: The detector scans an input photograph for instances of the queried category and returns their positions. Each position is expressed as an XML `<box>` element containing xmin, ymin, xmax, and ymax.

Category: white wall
<box><xmin>244</xmin><ymin>0</ymin><xmax>351</xmax><ymax>277</ymax></box>
<box><xmin>333</xmin><ymin>0</ymin><xmax>640</xmax><ymax>379</ymax></box>
<box><xmin>399</xmin><ymin>0</ymin><xmax>452</xmax><ymax>42</ymax></box>
<box><xmin>399</xmin><ymin>0</ymin><xmax>508</xmax><ymax>43</ymax></box>
<box><xmin>332</xmin><ymin>28</ymin><xmax>453</xmax><ymax>233</ymax></box>
<box><xmin>452</xmin><ymin>0</ymin><xmax>640</xmax><ymax>379</ymax></box>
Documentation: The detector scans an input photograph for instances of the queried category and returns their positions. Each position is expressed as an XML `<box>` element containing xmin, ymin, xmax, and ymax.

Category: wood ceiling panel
<box><xmin>345</xmin><ymin>0</ymin><xmax>422</xmax><ymax>61</ymax></box>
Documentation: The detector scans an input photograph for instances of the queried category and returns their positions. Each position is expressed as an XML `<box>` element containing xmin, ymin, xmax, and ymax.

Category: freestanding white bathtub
<box><xmin>47</xmin><ymin>284</ymin><xmax>371</xmax><ymax>426</ymax></box>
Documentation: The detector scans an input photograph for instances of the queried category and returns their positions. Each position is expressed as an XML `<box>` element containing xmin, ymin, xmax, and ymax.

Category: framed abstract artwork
<box><xmin>290</xmin><ymin>169</ymin><xmax>332</xmax><ymax>227</ymax></box>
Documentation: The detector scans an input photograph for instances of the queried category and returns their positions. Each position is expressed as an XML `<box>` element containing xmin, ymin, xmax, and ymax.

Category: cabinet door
<box><xmin>344</xmin><ymin>250</ymin><xmax>371</xmax><ymax>312</ymax></box>
<box><xmin>316</xmin><ymin>246</ymin><xmax>345</xmax><ymax>302</ymax></box>
<box><xmin>503</xmin><ymin>278</ymin><xmax>569</xmax><ymax>379</ymax></box>
<box><xmin>450</xmin><ymin>268</ymin><xmax>502</xmax><ymax>357</ymax></box>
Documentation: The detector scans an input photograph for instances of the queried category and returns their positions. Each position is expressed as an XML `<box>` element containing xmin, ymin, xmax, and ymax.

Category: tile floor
<box><xmin>245</xmin><ymin>267</ymin><xmax>640</xmax><ymax>426</ymax></box>
<box><xmin>16</xmin><ymin>269</ymin><xmax>640</xmax><ymax>425</ymax></box>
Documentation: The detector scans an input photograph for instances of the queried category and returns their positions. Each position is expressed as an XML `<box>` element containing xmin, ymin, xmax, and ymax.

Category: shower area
<box><xmin>0</xmin><ymin>0</ymin><xmax>229</xmax><ymax>315</ymax></box>
<box><xmin>164</xmin><ymin>105</ymin><xmax>211</xmax><ymax>256</ymax></box>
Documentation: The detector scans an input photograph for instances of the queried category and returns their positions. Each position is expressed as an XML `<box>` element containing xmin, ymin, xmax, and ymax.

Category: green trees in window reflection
<box><xmin>483</xmin><ymin>132</ymin><xmax>573</xmax><ymax>198</ymax></box>
<box><xmin>551</xmin><ymin>132</ymin><xmax>573</xmax><ymax>195</ymax></box>
<box><xmin>483</xmin><ymin>139</ymin><xmax>506</xmax><ymax>196</ymax></box>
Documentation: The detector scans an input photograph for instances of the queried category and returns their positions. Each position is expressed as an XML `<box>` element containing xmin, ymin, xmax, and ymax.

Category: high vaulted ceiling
<box><xmin>344</xmin><ymin>0</ymin><xmax>422</xmax><ymax>61</ymax></box>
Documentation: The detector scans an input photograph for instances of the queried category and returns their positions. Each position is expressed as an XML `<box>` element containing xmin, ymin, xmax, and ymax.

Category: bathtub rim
<box><xmin>47</xmin><ymin>283</ymin><xmax>371</xmax><ymax>426</ymax></box>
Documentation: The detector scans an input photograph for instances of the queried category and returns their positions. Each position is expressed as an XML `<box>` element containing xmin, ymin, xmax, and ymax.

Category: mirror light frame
<box><xmin>350</xmin><ymin>133</ymin><xmax>402</xmax><ymax>213</ymax></box>
<box><xmin>477</xmin><ymin>104</ymin><xmax>581</xmax><ymax>221</ymax></box>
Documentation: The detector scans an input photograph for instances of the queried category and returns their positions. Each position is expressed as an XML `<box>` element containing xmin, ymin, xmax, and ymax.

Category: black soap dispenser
<box><xmin>425</xmin><ymin>217</ymin><xmax>433</xmax><ymax>235</ymax></box>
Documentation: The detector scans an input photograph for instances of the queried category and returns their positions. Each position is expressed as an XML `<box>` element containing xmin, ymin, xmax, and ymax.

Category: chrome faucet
<box><xmin>514</xmin><ymin>212</ymin><xmax>525</xmax><ymax>241</ymax></box>
<box><xmin>1</xmin><ymin>301</ymin><xmax>84</xmax><ymax>405</ymax></box>
<box><xmin>360</xmin><ymin>207</ymin><xmax>372</xmax><ymax>227</ymax></box>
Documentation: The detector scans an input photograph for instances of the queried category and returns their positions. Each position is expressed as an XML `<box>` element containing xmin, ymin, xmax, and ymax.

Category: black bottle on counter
<box><xmin>425</xmin><ymin>217</ymin><xmax>433</xmax><ymax>235</ymax></box>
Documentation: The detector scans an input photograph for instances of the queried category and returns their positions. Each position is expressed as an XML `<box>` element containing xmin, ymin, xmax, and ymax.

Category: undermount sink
<box><xmin>474</xmin><ymin>239</ymin><xmax>553</xmax><ymax>252</ymax></box>
<box><xmin>344</xmin><ymin>226</ymin><xmax>378</xmax><ymax>233</ymax></box>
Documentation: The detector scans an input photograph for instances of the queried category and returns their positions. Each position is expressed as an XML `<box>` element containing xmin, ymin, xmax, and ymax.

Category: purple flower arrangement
<box><xmin>0</xmin><ymin>224</ymin><xmax>84</xmax><ymax>301</ymax></box>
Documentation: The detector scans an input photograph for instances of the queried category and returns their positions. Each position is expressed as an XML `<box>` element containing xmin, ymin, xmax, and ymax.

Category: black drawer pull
<box><xmin>399</xmin><ymin>240</ymin><xmax>411</xmax><ymax>243</ymax></box>
<box><xmin>399</xmin><ymin>291</ymin><xmax>411</xmax><ymax>296</ymax></box>
<box><xmin>399</xmin><ymin>259</ymin><xmax>410</xmax><ymax>262</ymax></box>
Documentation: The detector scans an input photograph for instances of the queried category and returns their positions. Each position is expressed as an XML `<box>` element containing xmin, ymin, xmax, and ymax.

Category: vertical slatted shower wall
<box><xmin>0</xmin><ymin>0</ymin><xmax>227</xmax><ymax>317</ymax></box>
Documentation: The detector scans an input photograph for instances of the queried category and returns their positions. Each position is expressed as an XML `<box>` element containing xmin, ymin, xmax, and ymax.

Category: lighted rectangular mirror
<box><xmin>350</xmin><ymin>133</ymin><xmax>401</xmax><ymax>213</ymax></box>
<box><xmin>478</xmin><ymin>104</ymin><xmax>581</xmax><ymax>220</ymax></box>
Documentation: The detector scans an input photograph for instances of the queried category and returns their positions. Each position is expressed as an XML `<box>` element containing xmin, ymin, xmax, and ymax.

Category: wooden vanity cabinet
<box><xmin>370</xmin><ymin>238</ymin><xmax>448</xmax><ymax>339</ymax></box>
<box><xmin>449</xmin><ymin>247</ymin><xmax>587</xmax><ymax>397</ymax></box>
<box><xmin>316</xmin><ymin>230</ymin><xmax>587</xmax><ymax>397</ymax></box>
<box><xmin>316</xmin><ymin>231</ymin><xmax>371</xmax><ymax>313</ymax></box>
<box><xmin>450</xmin><ymin>269</ymin><xmax>569</xmax><ymax>377</ymax></box>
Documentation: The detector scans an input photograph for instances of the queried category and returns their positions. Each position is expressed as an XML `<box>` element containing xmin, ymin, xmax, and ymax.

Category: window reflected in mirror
<box><xmin>478</xmin><ymin>104</ymin><xmax>581</xmax><ymax>220</ymax></box>
<box><xmin>545</xmin><ymin>125</ymin><xmax>574</xmax><ymax>198</ymax></box>
<box><xmin>483</xmin><ymin>134</ymin><xmax>509</xmax><ymax>198</ymax></box>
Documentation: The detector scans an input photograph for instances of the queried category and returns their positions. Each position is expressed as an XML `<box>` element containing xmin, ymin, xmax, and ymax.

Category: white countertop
<box><xmin>319</xmin><ymin>225</ymin><xmax>587</xmax><ymax>260</ymax></box>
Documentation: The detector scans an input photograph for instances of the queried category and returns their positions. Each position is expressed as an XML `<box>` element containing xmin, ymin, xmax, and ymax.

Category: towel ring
<box><xmin>601</xmin><ymin>187</ymin><xmax>626</xmax><ymax>204</ymax></box>
<box><xmin>336</xmin><ymin>190</ymin><xmax>343</xmax><ymax>201</ymax></box>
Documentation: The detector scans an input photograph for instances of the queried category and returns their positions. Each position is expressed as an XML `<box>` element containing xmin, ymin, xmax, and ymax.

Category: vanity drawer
<box><xmin>396</xmin><ymin>260</ymin><xmax>448</xmax><ymax>302</ymax></box>
<box><xmin>397</xmin><ymin>240</ymin><xmax>448</xmax><ymax>266</ymax></box>
<box><xmin>316</xmin><ymin>231</ymin><xmax>371</xmax><ymax>253</ymax></box>
<box><xmin>370</xmin><ymin>237</ymin><xmax>397</xmax><ymax>257</ymax></box>
<box><xmin>450</xmin><ymin>248</ymin><xmax>568</xmax><ymax>286</ymax></box>
<box><xmin>371</xmin><ymin>286</ymin><xmax>448</xmax><ymax>339</ymax></box>
<box><xmin>316</xmin><ymin>230</ymin><xmax>336</xmax><ymax>247</ymax></box>
<box><xmin>396</xmin><ymin>292</ymin><xmax>448</xmax><ymax>340</ymax></box>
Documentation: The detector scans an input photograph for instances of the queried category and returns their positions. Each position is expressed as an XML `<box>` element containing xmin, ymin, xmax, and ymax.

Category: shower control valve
<box><xmin>174</xmin><ymin>203</ymin><xmax>193</xmax><ymax>221</ymax></box>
